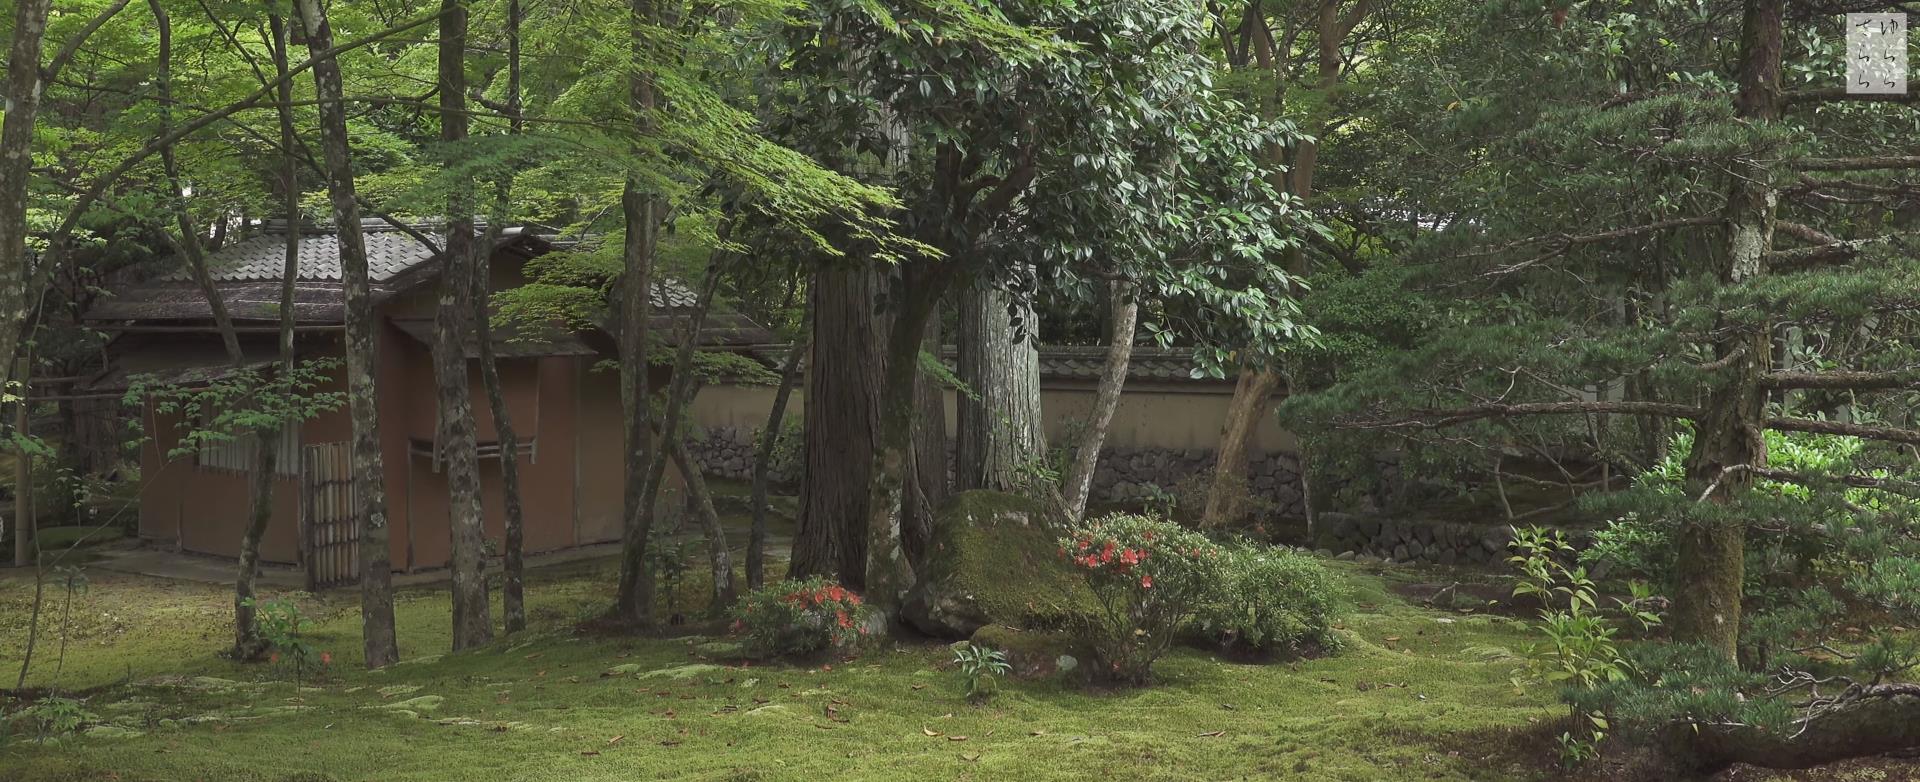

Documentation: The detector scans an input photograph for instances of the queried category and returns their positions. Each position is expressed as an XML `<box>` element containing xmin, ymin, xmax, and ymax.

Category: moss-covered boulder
<box><xmin>967</xmin><ymin>625</ymin><xmax>1087</xmax><ymax>681</ymax></box>
<box><xmin>903</xmin><ymin>490</ymin><xmax>1095</xmax><ymax>638</ymax></box>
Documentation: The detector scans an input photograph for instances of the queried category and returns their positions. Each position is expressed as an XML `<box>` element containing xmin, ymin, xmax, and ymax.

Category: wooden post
<box><xmin>13</xmin><ymin>358</ymin><xmax>33</xmax><ymax>567</ymax></box>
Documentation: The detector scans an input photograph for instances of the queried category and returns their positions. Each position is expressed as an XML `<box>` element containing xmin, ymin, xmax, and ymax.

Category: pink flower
<box><xmin>1140</xmin><ymin>575</ymin><xmax>1154</xmax><ymax>589</ymax></box>
<box><xmin>320</xmin><ymin>651</ymin><xmax>333</xmax><ymax>666</ymax></box>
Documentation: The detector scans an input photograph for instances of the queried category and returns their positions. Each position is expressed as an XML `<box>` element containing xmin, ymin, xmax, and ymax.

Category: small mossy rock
<box><xmin>636</xmin><ymin>663</ymin><xmax>725</xmax><ymax>680</ymax></box>
<box><xmin>904</xmin><ymin>491</ymin><xmax>1095</xmax><ymax>638</ymax></box>
<box><xmin>603</xmin><ymin>663</ymin><xmax>645</xmax><ymax>677</ymax></box>
<box><xmin>378</xmin><ymin>695</ymin><xmax>445</xmax><ymax>713</ymax></box>
<box><xmin>691</xmin><ymin>641</ymin><xmax>746</xmax><ymax>661</ymax></box>
<box><xmin>83</xmin><ymin>725</ymin><xmax>145</xmax><ymax>739</ymax></box>
<box><xmin>969</xmin><ymin>625</ymin><xmax>1089</xmax><ymax>681</ymax></box>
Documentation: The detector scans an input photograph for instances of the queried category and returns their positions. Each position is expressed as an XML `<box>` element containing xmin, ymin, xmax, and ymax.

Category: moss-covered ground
<box><xmin>0</xmin><ymin>554</ymin><xmax>1592</xmax><ymax>782</ymax></box>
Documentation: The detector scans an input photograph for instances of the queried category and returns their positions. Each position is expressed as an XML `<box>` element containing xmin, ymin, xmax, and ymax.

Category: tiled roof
<box><xmin>166</xmin><ymin>224</ymin><xmax>442</xmax><ymax>283</ymax></box>
<box><xmin>87</xmin><ymin>222</ymin><xmax>699</xmax><ymax>324</ymax></box>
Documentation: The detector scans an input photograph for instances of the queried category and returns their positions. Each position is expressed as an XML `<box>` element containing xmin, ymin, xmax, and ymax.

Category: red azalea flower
<box><xmin>1140</xmin><ymin>575</ymin><xmax>1154</xmax><ymax>589</ymax></box>
<box><xmin>321</xmin><ymin>652</ymin><xmax>333</xmax><ymax>666</ymax></box>
<box><xmin>270</xmin><ymin>652</ymin><xmax>280</xmax><ymax>664</ymax></box>
<box><xmin>837</xmin><ymin>611</ymin><xmax>852</xmax><ymax>629</ymax></box>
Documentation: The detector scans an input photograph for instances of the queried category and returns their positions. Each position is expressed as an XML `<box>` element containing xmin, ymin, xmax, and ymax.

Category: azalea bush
<box><xmin>1194</xmin><ymin>545</ymin><xmax>1345</xmax><ymax>658</ymax></box>
<box><xmin>1057</xmin><ymin>513</ymin><xmax>1224</xmax><ymax>684</ymax></box>
<box><xmin>731</xmin><ymin>577</ymin><xmax>873</xmax><ymax>659</ymax></box>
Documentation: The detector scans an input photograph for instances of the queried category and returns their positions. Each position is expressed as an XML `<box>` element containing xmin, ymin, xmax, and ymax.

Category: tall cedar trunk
<box><xmin>1058</xmin><ymin>280</ymin><xmax>1138</xmax><ymax>521</ymax></box>
<box><xmin>612</xmin><ymin>0</ymin><xmax>665</xmax><ymax>626</ymax></box>
<box><xmin>296</xmin><ymin>0</ymin><xmax>399</xmax><ymax>668</ymax></box>
<box><xmin>435</xmin><ymin>0</ymin><xmax>492</xmax><ymax>651</ymax></box>
<box><xmin>902</xmin><ymin>315</ymin><xmax>945</xmax><ymax>569</ymax></box>
<box><xmin>1672</xmin><ymin>0</ymin><xmax>1781</xmax><ymax>661</ymax></box>
<box><xmin>791</xmin><ymin>263</ymin><xmax>880</xmax><ymax>587</ymax></box>
<box><xmin>1202</xmin><ymin>369</ymin><xmax>1283</xmax><ymax>525</ymax></box>
<box><xmin>238</xmin><ymin>13</ymin><xmax>303</xmax><ymax>660</ymax></box>
<box><xmin>955</xmin><ymin>282</ymin><xmax>1045</xmax><ymax>494</ymax></box>
<box><xmin>477</xmin><ymin>0</ymin><xmax>529</xmax><ymax>636</ymax></box>
<box><xmin>666</xmin><ymin>433</ymin><xmax>736</xmax><ymax>610</ymax></box>
<box><xmin>0</xmin><ymin>1</ymin><xmax>52</xmax><ymax>495</ymax></box>
<box><xmin>747</xmin><ymin>327</ymin><xmax>806</xmax><ymax>590</ymax></box>
<box><xmin>861</xmin><ymin>271</ymin><xmax>941</xmax><ymax>614</ymax></box>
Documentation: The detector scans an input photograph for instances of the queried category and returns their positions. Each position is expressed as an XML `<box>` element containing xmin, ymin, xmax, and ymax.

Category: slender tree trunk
<box><xmin>665</xmin><ymin>432</ymin><xmax>735</xmax><ymax>610</ymax></box>
<box><xmin>747</xmin><ymin>327</ymin><xmax>807</xmax><ymax>590</ymax></box>
<box><xmin>434</xmin><ymin>0</ymin><xmax>493</xmax><ymax>652</ymax></box>
<box><xmin>150</xmin><ymin>0</ymin><xmax>279</xmax><ymax>659</ymax></box>
<box><xmin>861</xmin><ymin>271</ymin><xmax>946</xmax><ymax>615</ymax></box>
<box><xmin>296</xmin><ymin>0</ymin><xmax>399</xmax><ymax>668</ymax></box>
<box><xmin>1059</xmin><ymin>280</ymin><xmax>1138</xmax><ymax>521</ymax></box>
<box><xmin>238</xmin><ymin>14</ymin><xmax>303</xmax><ymax>660</ymax></box>
<box><xmin>1203</xmin><ymin>368</ymin><xmax>1283</xmax><ymax>525</ymax></box>
<box><xmin>1673</xmin><ymin>0</ymin><xmax>1782</xmax><ymax>661</ymax></box>
<box><xmin>955</xmin><ymin>282</ymin><xmax>1045</xmax><ymax>494</ymax></box>
<box><xmin>476</xmin><ymin>0</ymin><xmax>529</xmax><ymax>637</ymax></box>
<box><xmin>0</xmin><ymin>0</ymin><xmax>53</xmax><ymax>443</ymax></box>
<box><xmin>613</xmin><ymin>0</ymin><xmax>666</xmax><ymax>626</ymax></box>
<box><xmin>791</xmin><ymin>263</ymin><xmax>880</xmax><ymax>587</ymax></box>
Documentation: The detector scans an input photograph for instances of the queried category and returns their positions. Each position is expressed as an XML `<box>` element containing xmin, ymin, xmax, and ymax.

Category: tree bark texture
<box><xmin>1673</xmin><ymin>0</ymin><xmax>1782</xmax><ymax>662</ymax></box>
<box><xmin>1059</xmin><ymin>280</ymin><xmax>1138</xmax><ymax>521</ymax></box>
<box><xmin>903</xmin><ymin>315</ymin><xmax>946</xmax><ymax>569</ymax></box>
<box><xmin>613</xmin><ymin>0</ymin><xmax>665</xmax><ymax>626</ymax></box>
<box><xmin>435</xmin><ymin>0</ymin><xmax>493</xmax><ymax>652</ymax></box>
<box><xmin>791</xmin><ymin>263</ymin><xmax>880</xmax><ymax>587</ymax></box>
<box><xmin>0</xmin><ymin>0</ymin><xmax>51</xmax><ymax>445</ymax></box>
<box><xmin>1202</xmin><ymin>368</ymin><xmax>1283</xmax><ymax>526</ymax></box>
<box><xmin>296</xmin><ymin>0</ymin><xmax>399</xmax><ymax>668</ymax></box>
<box><xmin>479</xmin><ymin>0</ymin><xmax>529</xmax><ymax>637</ymax></box>
<box><xmin>955</xmin><ymin>282</ymin><xmax>1046</xmax><ymax>495</ymax></box>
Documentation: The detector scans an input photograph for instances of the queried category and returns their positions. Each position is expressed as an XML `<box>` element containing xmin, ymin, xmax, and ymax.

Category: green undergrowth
<box><xmin>1</xmin><ymin>557</ymin><xmax>1562</xmax><ymax>781</ymax></box>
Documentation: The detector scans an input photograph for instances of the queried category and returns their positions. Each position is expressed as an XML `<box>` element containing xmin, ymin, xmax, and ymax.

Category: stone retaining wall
<box><xmin>1313</xmin><ymin>512</ymin><xmax>1595</xmax><ymax>568</ymax></box>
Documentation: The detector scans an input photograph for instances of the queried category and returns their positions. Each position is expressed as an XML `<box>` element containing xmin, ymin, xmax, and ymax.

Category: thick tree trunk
<box><xmin>296</xmin><ymin>0</ymin><xmax>398</xmax><ymax>668</ymax></box>
<box><xmin>1673</xmin><ymin>0</ymin><xmax>1782</xmax><ymax>662</ymax></box>
<box><xmin>1202</xmin><ymin>368</ymin><xmax>1283</xmax><ymax>525</ymax></box>
<box><xmin>435</xmin><ymin>0</ymin><xmax>492</xmax><ymax>652</ymax></box>
<box><xmin>955</xmin><ymin>282</ymin><xmax>1045</xmax><ymax>494</ymax></box>
<box><xmin>666</xmin><ymin>433</ymin><xmax>736</xmax><ymax>610</ymax></box>
<box><xmin>612</xmin><ymin>0</ymin><xmax>665</xmax><ymax>626</ymax></box>
<box><xmin>479</xmin><ymin>0</ymin><xmax>529</xmax><ymax>637</ymax></box>
<box><xmin>1058</xmin><ymin>280</ymin><xmax>1138</xmax><ymax>521</ymax></box>
<box><xmin>0</xmin><ymin>0</ymin><xmax>52</xmax><ymax>454</ymax></box>
<box><xmin>903</xmin><ymin>315</ymin><xmax>946</xmax><ymax>569</ymax></box>
<box><xmin>747</xmin><ymin>328</ymin><xmax>807</xmax><ymax>590</ymax></box>
<box><xmin>791</xmin><ymin>263</ymin><xmax>880</xmax><ymax>587</ymax></box>
<box><xmin>861</xmin><ymin>272</ymin><xmax>945</xmax><ymax>615</ymax></box>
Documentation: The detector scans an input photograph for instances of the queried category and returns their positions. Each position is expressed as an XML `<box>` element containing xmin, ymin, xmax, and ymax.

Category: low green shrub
<box><xmin>730</xmin><ymin>577</ymin><xmax>873</xmax><ymax>659</ymax></box>
<box><xmin>1194</xmin><ymin>546</ymin><xmax>1345</xmax><ymax>658</ymax></box>
<box><xmin>1057</xmin><ymin>513</ymin><xmax>1224</xmax><ymax>684</ymax></box>
<box><xmin>245</xmin><ymin>597</ymin><xmax>332</xmax><ymax>680</ymax></box>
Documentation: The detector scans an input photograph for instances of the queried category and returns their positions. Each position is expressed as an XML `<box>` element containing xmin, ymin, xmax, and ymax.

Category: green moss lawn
<box><xmin>1</xmin><ymin>556</ymin><xmax>1580</xmax><ymax>781</ymax></box>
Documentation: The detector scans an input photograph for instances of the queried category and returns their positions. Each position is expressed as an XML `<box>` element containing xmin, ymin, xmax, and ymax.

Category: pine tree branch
<box><xmin>1765</xmin><ymin>233</ymin><xmax>1911</xmax><ymax>269</ymax></box>
<box><xmin>1765</xmin><ymin>416</ymin><xmax>1920</xmax><ymax>447</ymax></box>
<box><xmin>1342</xmin><ymin>401</ymin><xmax>1702</xmax><ymax>430</ymax></box>
<box><xmin>1749</xmin><ymin>467</ymin><xmax>1920</xmax><ymax>498</ymax></box>
<box><xmin>1783</xmin><ymin>87</ymin><xmax>1920</xmax><ymax>106</ymax></box>
<box><xmin>1791</xmin><ymin>156</ymin><xmax>1920</xmax><ymax>172</ymax></box>
<box><xmin>1760</xmin><ymin>369</ymin><xmax>1920</xmax><ymax>390</ymax></box>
